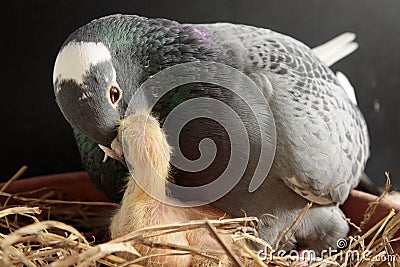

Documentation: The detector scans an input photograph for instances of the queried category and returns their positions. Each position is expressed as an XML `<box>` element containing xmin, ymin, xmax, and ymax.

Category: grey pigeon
<box><xmin>53</xmin><ymin>14</ymin><xmax>369</xmax><ymax>252</ymax></box>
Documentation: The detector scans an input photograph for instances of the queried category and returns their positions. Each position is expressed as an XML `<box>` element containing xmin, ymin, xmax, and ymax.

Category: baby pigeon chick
<box><xmin>110</xmin><ymin>111</ymin><xmax>235</xmax><ymax>266</ymax></box>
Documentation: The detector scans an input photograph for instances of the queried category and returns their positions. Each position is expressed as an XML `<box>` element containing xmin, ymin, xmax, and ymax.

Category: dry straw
<box><xmin>0</xmin><ymin>167</ymin><xmax>399</xmax><ymax>266</ymax></box>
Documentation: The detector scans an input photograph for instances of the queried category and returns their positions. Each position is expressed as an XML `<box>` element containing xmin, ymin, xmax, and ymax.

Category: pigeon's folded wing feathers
<box><xmin>195</xmin><ymin>23</ymin><xmax>369</xmax><ymax>204</ymax></box>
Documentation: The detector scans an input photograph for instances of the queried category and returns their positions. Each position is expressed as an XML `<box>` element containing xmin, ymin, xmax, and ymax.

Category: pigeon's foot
<box><xmin>256</xmin><ymin>177</ymin><xmax>349</xmax><ymax>254</ymax></box>
<box><xmin>295</xmin><ymin>204</ymin><xmax>349</xmax><ymax>253</ymax></box>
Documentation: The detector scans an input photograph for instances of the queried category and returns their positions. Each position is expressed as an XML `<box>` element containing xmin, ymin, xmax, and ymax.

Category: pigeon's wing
<box><xmin>195</xmin><ymin>23</ymin><xmax>370</xmax><ymax>204</ymax></box>
<box><xmin>335</xmin><ymin>71</ymin><xmax>358</xmax><ymax>105</ymax></box>
<box><xmin>312</xmin><ymin>32</ymin><xmax>359</xmax><ymax>105</ymax></box>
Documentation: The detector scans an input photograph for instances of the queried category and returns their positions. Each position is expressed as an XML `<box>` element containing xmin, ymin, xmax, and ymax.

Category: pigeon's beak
<box><xmin>98</xmin><ymin>139</ymin><xmax>126</xmax><ymax>166</ymax></box>
<box><xmin>98</xmin><ymin>112</ymin><xmax>162</xmax><ymax>167</ymax></box>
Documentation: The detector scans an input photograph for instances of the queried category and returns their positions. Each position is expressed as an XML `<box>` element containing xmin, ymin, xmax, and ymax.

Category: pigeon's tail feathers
<box><xmin>336</xmin><ymin>71</ymin><xmax>358</xmax><ymax>105</ymax></box>
<box><xmin>313</xmin><ymin>32</ymin><xmax>358</xmax><ymax>67</ymax></box>
<box><xmin>356</xmin><ymin>172</ymin><xmax>383</xmax><ymax>196</ymax></box>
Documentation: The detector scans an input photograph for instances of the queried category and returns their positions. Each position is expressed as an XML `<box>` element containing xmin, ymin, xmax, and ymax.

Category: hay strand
<box><xmin>1</xmin><ymin>168</ymin><xmax>399</xmax><ymax>266</ymax></box>
<box><xmin>0</xmin><ymin>165</ymin><xmax>28</xmax><ymax>192</ymax></box>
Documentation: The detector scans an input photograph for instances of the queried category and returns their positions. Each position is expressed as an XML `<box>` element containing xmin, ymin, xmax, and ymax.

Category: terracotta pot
<box><xmin>1</xmin><ymin>172</ymin><xmax>399</xmax><ymax>247</ymax></box>
<box><xmin>0</xmin><ymin>171</ymin><xmax>108</xmax><ymax>202</ymax></box>
<box><xmin>341</xmin><ymin>189</ymin><xmax>400</xmax><ymax>249</ymax></box>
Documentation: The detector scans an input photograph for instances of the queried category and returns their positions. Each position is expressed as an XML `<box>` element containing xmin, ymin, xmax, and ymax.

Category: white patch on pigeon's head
<box><xmin>53</xmin><ymin>41</ymin><xmax>114</xmax><ymax>85</ymax></box>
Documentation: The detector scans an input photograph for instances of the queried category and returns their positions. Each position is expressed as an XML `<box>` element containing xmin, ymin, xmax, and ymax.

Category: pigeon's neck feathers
<box><xmin>65</xmin><ymin>14</ymin><xmax>218</xmax><ymax>77</ymax></box>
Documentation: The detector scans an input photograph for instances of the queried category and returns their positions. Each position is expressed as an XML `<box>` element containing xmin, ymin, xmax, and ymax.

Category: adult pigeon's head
<box><xmin>53</xmin><ymin>16</ymin><xmax>144</xmax><ymax>147</ymax></box>
<box><xmin>53</xmin><ymin>14</ymin><xmax>217</xmax><ymax>149</ymax></box>
<box><xmin>53</xmin><ymin>40</ymin><xmax>126</xmax><ymax>146</ymax></box>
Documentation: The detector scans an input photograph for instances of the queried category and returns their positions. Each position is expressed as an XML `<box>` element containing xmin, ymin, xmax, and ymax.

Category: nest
<box><xmin>1</xmin><ymin>167</ymin><xmax>399</xmax><ymax>266</ymax></box>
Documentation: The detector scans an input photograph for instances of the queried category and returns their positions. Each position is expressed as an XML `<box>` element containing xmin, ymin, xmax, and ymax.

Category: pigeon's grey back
<box><xmin>193</xmin><ymin>23</ymin><xmax>370</xmax><ymax>204</ymax></box>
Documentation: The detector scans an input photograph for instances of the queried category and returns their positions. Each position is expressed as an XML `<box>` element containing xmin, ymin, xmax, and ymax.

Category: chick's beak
<box><xmin>98</xmin><ymin>139</ymin><xmax>126</xmax><ymax>165</ymax></box>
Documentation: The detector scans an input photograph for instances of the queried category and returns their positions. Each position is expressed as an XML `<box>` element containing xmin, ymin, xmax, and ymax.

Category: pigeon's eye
<box><xmin>109</xmin><ymin>85</ymin><xmax>122</xmax><ymax>105</ymax></box>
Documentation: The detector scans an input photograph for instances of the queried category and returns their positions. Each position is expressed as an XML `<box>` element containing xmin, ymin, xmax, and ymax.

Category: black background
<box><xmin>2</xmin><ymin>0</ymin><xmax>399</xmax><ymax>189</ymax></box>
